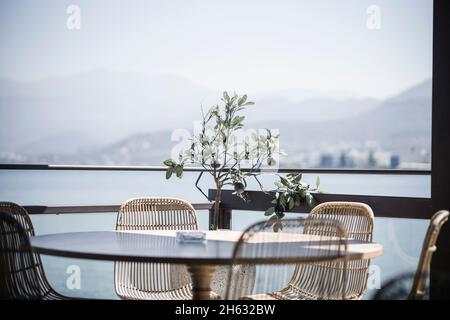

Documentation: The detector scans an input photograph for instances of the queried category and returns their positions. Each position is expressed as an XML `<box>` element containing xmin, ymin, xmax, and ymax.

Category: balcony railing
<box><xmin>0</xmin><ymin>163</ymin><xmax>431</xmax><ymax>175</ymax></box>
<box><xmin>1</xmin><ymin>163</ymin><xmax>432</xmax><ymax>230</ymax></box>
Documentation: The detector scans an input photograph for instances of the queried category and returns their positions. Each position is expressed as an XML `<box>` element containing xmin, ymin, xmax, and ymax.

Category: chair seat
<box><xmin>242</xmin><ymin>286</ymin><xmax>362</xmax><ymax>300</ymax></box>
<box><xmin>116</xmin><ymin>284</ymin><xmax>221</xmax><ymax>300</ymax></box>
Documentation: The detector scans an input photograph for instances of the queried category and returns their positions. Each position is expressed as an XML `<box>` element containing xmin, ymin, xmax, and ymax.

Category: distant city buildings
<box><xmin>281</xmin><ymin>143</ymin><xmax>430</xmax><ymax>170</ymax></box>
<box><xmin>0</xmin><ymin>140</ymin><xmax>431</xmax><ymax>171</ymax></box>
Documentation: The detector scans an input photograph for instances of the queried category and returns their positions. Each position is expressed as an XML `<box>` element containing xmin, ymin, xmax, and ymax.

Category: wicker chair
<box><xmin>224</xmin><ymin>218</ymin><xmax>349</xmax><ymax>300</ymax></box>
<box><xmin>0</xmin><ymin>202</ymin><xmax>72</xmax><ymax>300</ymax></box>
<box><xmin>0</xmin><ymin>202</ymin><xmax>37</xmax><ymax>239</ymax></box>
<box><xmin>114</xmin><ymin>197</ymin><xmax>219</xmax><ymax>300</ymax></box>
<box><xmin>409</xmin><ymin>210</ymin><xmax>449</xmax><ymax>299</ymax></box>
<box><xmin>234</xmin><ymin>201</ymin><xmax>374</xmax><ymax>300</ymax></box>
<box><xmin>373</xmin><ymin>210</ymin><xmax>449</xmax><ymax>300</ymax></box>
<box><xmin>307</xmin><ymin>202</ymin><xmax>374</xmax><ymax>299</ymax></box>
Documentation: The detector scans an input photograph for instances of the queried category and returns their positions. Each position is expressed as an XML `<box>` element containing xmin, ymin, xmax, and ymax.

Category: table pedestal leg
<box><xmin>187</xmin><ymin>264</ymin><xmax>217</xmax><ymax>300</ymax></box>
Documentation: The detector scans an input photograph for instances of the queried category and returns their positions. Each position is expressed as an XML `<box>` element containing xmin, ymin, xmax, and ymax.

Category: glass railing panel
<box><xmin>0</xmin><ymin>169</ymin><xmax>430</xmax><ymax>299</ymax></box>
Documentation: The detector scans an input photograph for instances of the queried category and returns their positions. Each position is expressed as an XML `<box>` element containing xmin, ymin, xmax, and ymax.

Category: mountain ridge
<box><xmin>0</xmin><ymin>70</ymin><xmax>432</xmax><ymax>166</ymax></box>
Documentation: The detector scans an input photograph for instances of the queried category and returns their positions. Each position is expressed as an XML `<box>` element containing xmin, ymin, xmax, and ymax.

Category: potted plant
<box><xmin>164</xmin><ymin>91</ymin><xmax>319</xmax><ymax>231</ymax></box>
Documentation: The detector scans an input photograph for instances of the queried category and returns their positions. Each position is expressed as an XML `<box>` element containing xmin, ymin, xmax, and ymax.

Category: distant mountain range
<box><xmin>0</xmin><ymin>69</ymin><xmax>216</xmax><ymax>151</ymax></box>
<box><xmin>258</xmin><ymin>79</ymin><xmax>432</xmax><ymax>157</ymax></box>
<box><xmin>0</xmin><ymin>70</ymin><xmax>432</xmax><ymax>166</ymax></box>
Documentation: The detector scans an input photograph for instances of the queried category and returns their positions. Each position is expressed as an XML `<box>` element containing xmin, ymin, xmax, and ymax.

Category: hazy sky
<box><xmin>0</xmin><ymin>0</ymin><xmax>433</xmax><ymax>99</ymax></box>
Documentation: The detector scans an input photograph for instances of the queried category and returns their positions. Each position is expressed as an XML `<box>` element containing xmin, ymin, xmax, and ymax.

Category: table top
<box><xmin>30</xmin><ymin>230</ymin><xmax>383</xmax><ymax>265</ymax></box>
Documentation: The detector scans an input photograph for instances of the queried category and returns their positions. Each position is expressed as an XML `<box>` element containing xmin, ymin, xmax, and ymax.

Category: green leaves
<box><xmin>231</xmin><ymin>115</ymin><xmax>245</xmax><ymax>129</ymax></box>
<box><xmin>166</xmin><ymin>167</ymin><xmax>173</xmax><ymax>179</ymax></box>
<box><xmin>163</xmin><ymin>159</ymin><xmax>174</xmax><ymax>166</ymax></box>
<box><xmin>236</xmin><ymin>94</ymin><xmax>254</xmax><ymax>107</ymax></box>
<box><xmin>223</xmin><ymin>91</ymin><xmax>230</xmax><ymax>102</ymax></box>
<box><xmin>163</xmin><ymin>159</ymin><xmax>183</xmax><ymax>180</ymax></box>
<box><xmin>164</xmin><ymin>92</ymin><xmax>258</xmax><ymax>176</ymax></box>
<box><xmin>229</xmin><ymin>169</ymin><xmax>249</xmax><ymax>202</ymax></box>
<box><xmin>265</xmin><ymin>207</ymin><xmax>275</xmax><ymax>216</ymax></box>
<box><xmin>264</xmin><ymin>173</ymin><xmax>319</xmax><ymax>229</ymax></box>
<box><xmin>234</xmin><ymin>182</ymin><xmax>245</xmax><ymax>195</ymax></box>
<box><xmin>164</xmin><ymin>159</ymin><xmax>174</xmax><ymax>180</ymax></box>
<box><xmin>306</xmin><ymin>193</ymin><xmax>316</xmax><ymax>208</ymax></box>
<box><xmin>238</xmin><ymin>94</ymin><xmax>247</xmax><ymax>106</ymax></box>
<box><xmin>280</xmin><ymin>177</ymin><xmax>291</xmax><ymax>187</ymax></box>
<box><xmin>287</xmin><ymin>172</ymin><xmax>302</xmax><ymax>183</ymax></box>
<box><xmin>288</xmin><ymin>197</ymin><xmax>295</xmax><ymax>210</ymax></box>
<box><xmin>274</xmin><ymin>181</ymin><xmax>284</xmax><ymax>188</ymax></box>
<box><xmin>175</xmin><ymin>165</ymin><xmax>183</xmax><ymax>178</ymax></box>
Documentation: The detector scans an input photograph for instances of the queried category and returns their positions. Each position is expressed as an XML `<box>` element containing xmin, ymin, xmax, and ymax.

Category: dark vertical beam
<box><xmin>208</xmin><ymin>189</ymin><xmax>232</xmax><ymax>230</ymax></box>
<box><xmin>208</xmin><ymin>207</ymin><xmax>232</xmax><ymax>230</ymax></box>
<box><xmin>431</xmin><ymin>0</ymin><xmax>450</xmax><ymax>300</ymax></box>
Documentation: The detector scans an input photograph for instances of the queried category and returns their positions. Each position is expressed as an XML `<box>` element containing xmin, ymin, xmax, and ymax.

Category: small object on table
<box><xmin>176</xmin><ymin>231</ymin><xmax>207</xmax><ymax>243</ymax></box>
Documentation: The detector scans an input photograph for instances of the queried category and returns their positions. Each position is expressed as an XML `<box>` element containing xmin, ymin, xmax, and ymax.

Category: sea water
<box><xmin>0</xmin><ymin>170</ymin><xmax>430</xmax><ymax>299</ymax></box>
